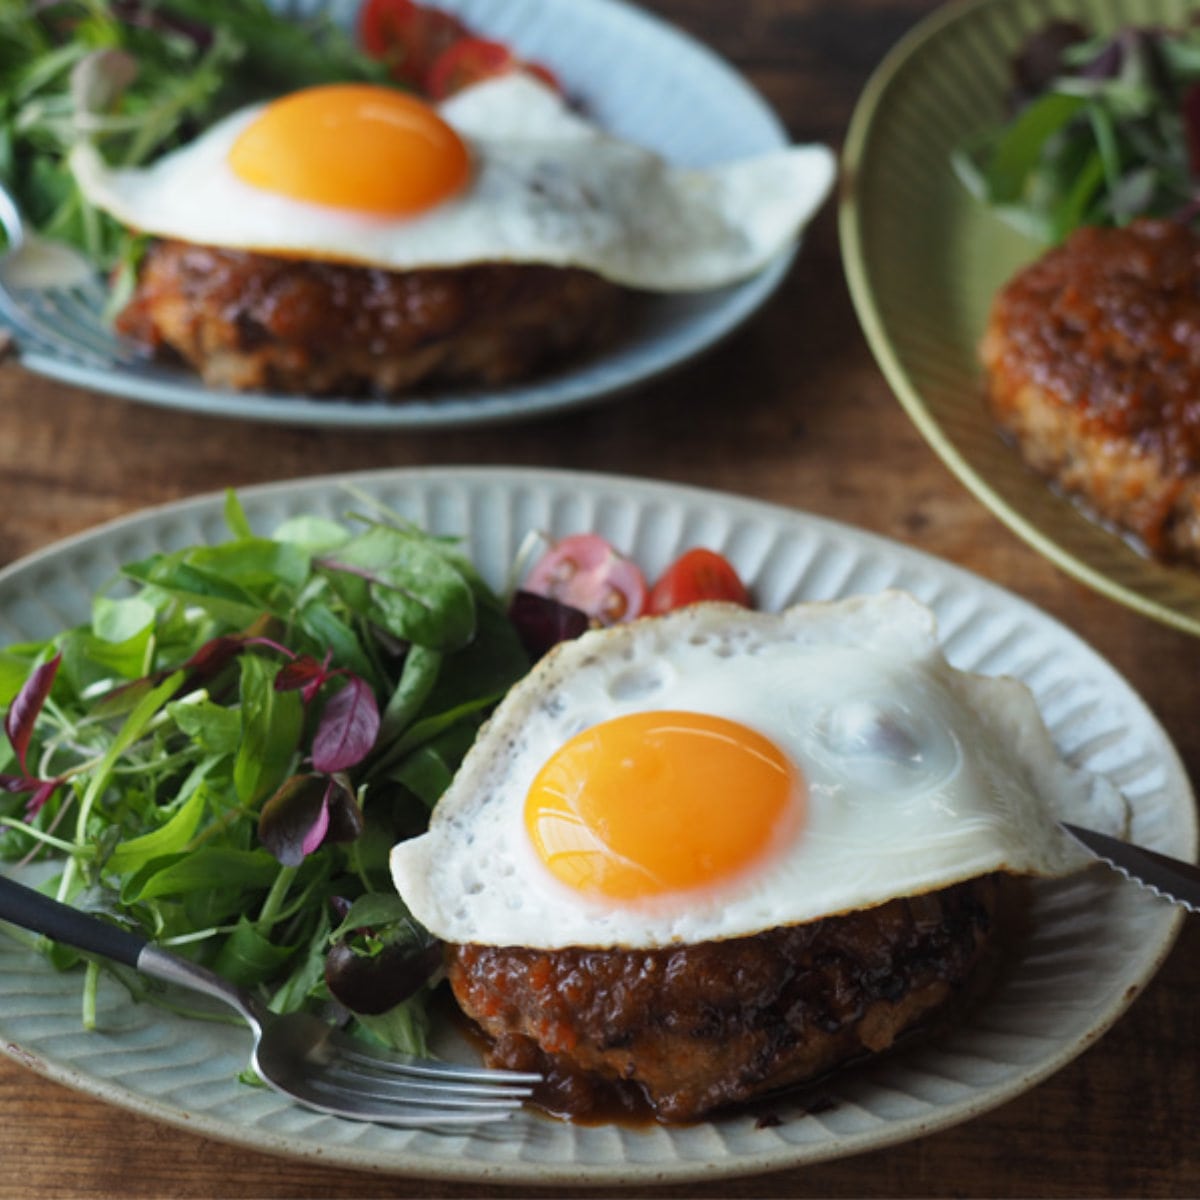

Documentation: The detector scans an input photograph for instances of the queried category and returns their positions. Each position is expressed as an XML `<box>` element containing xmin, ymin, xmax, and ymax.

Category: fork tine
<box><xmin>320</xmin><ymin>1058</ymin><xmax>536</xmax><ymax>1100</ymax></box>
<box><xmin>327</xmin><ymin>1031</ymin><xmax>541</xmax><ymax>1086</ymax></box>
<box><xmin>291</xmin><ymin>1076</ymin><xmax>529</xmax><ymax>1127</ymax></box>
<box><xmin>307</xmin><ymin>1072</ymin><xmax>529</xmax><ymax>1110</ymax></box>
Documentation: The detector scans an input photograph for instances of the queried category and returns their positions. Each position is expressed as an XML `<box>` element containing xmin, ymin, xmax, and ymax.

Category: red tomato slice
<box><xmin>426</xmin><ymin>37</ymin><xmax>515</xmax><ymax>99</ymax></box>
<box><xmin>523</xmin><ymin>534</ymin><xmax>647</xmax><ymax>625</ymax></box>
<box><xmin>427</xmin><ymin>35</ymin><xmax>561</xmax><ymax>99</ymax></box>
<box><xmin>358</xmin><ymin>0</ymin><xmax>467</xmax><ymax>89</ymax></box>
<box><xmin>647</xmin><ymin>548</ymin><xmax>751</xmax><ymax>614</ymax></box>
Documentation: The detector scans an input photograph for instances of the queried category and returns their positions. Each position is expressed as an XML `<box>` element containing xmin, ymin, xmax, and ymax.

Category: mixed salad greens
<box><xmin>0</xmin><ymin>0</ymin><xmax>387</xmax><ymax>270</ymax></box>
<box><xmin>953</xmin><ymin>20</ymin><xmax>1200</xmax><ymax>243</ymax></box>
<box><xmin>0</xmin><ymin>491</ymin><xmax>755</xmax><ymax>1063</ymax></box>
<box><xmin>0</xmin><ymin>490</ymin><xmax>532</xmax><ymax>1054</ymax></box>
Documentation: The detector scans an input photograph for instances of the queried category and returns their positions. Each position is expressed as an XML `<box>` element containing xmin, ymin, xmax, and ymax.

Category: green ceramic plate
<box><xmin>840</xmin><ymin>0</ymin><xmax>1200</xmax><ymax>636</ymax></box>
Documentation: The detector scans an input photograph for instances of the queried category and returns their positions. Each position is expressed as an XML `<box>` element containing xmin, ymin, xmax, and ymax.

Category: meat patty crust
<box><xmin>446</xmin><ymin>875</ymin><xmax>1001</xmax><ymax>1122</ymax></box>
<box><xmin>114</xmin><ymin>240</ymin><xmax>625</xmax><ymax>397</ymax></box>
<box><xmin>980</xmin><ymin>218</ymin><xmax>1200</xmax><ymax>562</ymax></box>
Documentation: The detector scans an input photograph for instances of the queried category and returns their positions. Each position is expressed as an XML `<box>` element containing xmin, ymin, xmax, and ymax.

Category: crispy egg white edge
<box><xmin>67</xmin><ymin>75</ymin><xmax>836</xmax><ymax>291</ymax></box>
<box><xmin>388</xmin><ymin>591</ymin><xmax>1129</xmax><ymax>950</ymax></box>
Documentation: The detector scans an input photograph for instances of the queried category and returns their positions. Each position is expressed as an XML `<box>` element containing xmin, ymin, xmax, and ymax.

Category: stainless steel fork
<box><xmin>0</xmin><ymin>874</ymin><xmax>539</xmax><ymax>1127</ymax></box>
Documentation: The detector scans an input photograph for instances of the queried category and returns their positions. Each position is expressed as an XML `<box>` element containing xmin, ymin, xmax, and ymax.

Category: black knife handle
<box><xmin>0</xmin><ymin>873</ymin><xmax>147</xmax><ymax>969</ymax></box>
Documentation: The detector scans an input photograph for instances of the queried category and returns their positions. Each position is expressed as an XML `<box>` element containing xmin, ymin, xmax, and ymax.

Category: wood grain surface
<box><xmin>0</xmin><ymin>1</ymin><xmax>1197</xmax><ymax>1195</ymax></box>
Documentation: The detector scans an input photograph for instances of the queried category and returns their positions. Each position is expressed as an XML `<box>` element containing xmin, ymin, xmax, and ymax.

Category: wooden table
<box><xmin>0</xmin><ymin>0</ymin><xmax>1196</xmax><ymax>1195</ymax></box>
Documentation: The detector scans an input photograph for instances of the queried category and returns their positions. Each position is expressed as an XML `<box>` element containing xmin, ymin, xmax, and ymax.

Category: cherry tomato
<box><xmin>523</xmin><ymin>534</ymin><xmax>647</xmax><ymax>625</ymax></box>
<box><xmin>358</xmin><ymin>0</ymin><xmax>467</xmax><ymax>89</ymax></box>
<box><xmin>647</xmin><ymin>548</ymin><xmax>751</xmax><ymax>614</ymax></box>
<box><xmin>426</xmin><ymin>35</ymin><xmax>561</xmax><ymax>99</ymax></box>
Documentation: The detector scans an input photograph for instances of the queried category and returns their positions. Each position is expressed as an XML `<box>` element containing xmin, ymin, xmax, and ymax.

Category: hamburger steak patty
<box><xmin>447</xmin><ymin>875</ymin><xmax>1001</xmax><ymax>1122</ymax></box>
<box><xmin>114</xmin><ymin>240</ymin><xmax>624</xmax><ymax>396</ymax></box>
<box><xmin>980</xmin><ymin>218</ymin><xmax>1200</xmax><ymax>562</ymax></box>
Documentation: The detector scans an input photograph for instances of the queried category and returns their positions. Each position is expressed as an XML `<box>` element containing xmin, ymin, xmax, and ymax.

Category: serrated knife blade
<box><xmin>1061</xmin><ymin>824</ymin><xmax>1200</xmax><ymax>914</ymax></box>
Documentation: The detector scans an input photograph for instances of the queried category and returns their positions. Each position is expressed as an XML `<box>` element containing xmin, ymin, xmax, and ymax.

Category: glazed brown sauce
<box><xmin>987</xmin><ymin>219</ymin><xmax>1200</xmax><ymax>470</ymax></box>
<box><xmin>444</xmin><ymin>877</ymin><xmax>1034</xmax><ymax>1130</ymax></box>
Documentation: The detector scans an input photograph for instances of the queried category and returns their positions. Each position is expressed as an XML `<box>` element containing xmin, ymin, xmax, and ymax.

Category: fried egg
<box><xmin>389</xmin><ymin>591</ymin><xmax>1128</xmax><ymax>950</ymax></box>
<box><xmin>68</xmin><ymin>74</ymin><xmax>834</xmax><ymax>291</ymax></box>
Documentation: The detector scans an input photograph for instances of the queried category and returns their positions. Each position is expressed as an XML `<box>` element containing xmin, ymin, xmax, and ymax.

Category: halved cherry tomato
<box><xmin>426</xmin><ymin>35</ymin><xmax>561</xmax><ymax>99</ymax></box>
<box><xmin>523</xmin><ymin>534</ymin><xmax>647</xmax><ymax>626</ymax></box>
<box><xmin>358</xmin><ymin>0</ymin><xmax>467</xmax><ymax>89</ymax></box>
<box><xmin>647</xmin><ymin>548</ymin><xmax>751</xmax><ymax>614</ymax></box>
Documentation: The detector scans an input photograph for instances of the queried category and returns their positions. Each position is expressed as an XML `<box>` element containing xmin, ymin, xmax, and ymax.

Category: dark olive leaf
<box><xmin>4</xmin><ymin>652</ymin><xmax>61</xmax><ymax>776</ymax></box>
<box><xmin>1184</xmin><ymin>81</ymin><xmax>1200</xmax><ymax>175</ymax></box>
<box><xmin>323</xmin><ymin>773</ymin><xmax>366</xmax><ymax>845</ymax></box>
<box><xmin>212</xmin><ymin>915</ymin><xmax>296</xmax><ymax>988</ymax></box>
<box><xmin>311</xmin><ymin>676</ymin><xmax>380</xmax><ymax>773</ymax></box>
<box><xmin>324</xmin><ymin>938</ymin><xmax>442</xmax><ymax>1015</ymax></box>
<box><xmin>1010</xmin><ymin>20</ymin><xmax>1088</xmax><ymax>107</ymax></box>
<box><xmin>390</xmin><ymin>723</ymin><xmax>479</xmax><ymax>809</ymax></box>
<box><xmin>508</xmin><ymin>589</ymin><xmax>588</xmax><ymax>660</ymax></box>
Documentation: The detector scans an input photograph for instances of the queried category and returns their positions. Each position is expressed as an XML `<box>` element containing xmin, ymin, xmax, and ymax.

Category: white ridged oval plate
<box><xmin>1</xmin><ymin>0</ymin><xmax>796</xmax><ymax>431</ymax></box>
<box><xmin>0</xmin><ymin>467</ymin><xmax>1191</xmax><ymax>1185</ymax></box>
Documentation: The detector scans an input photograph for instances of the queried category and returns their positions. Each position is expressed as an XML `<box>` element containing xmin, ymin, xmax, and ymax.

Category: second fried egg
<box><xmin>69</xmin><ymin>74</ymin><xmax>834</xmax><ymax>291</ymax></box>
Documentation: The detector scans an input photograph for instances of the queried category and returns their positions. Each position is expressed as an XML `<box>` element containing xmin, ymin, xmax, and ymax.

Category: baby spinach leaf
<box><xmin>319</xmin><ymin>526</ymin><xmax>477</xmax><ymax>651</ymax></box>
<box><xmin>234</xmin><ymin>656</ymin><xmax>303</xmax><ymax>808</ymax></box>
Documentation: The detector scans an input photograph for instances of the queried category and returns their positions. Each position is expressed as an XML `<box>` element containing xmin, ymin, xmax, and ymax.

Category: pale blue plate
<box><xmin>2</xmin><ymin>0</ymin><xmax>800</xmax><ymax>430</ymax></box>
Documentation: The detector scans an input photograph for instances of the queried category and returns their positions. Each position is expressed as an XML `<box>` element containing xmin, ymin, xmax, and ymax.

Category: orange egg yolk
<box><xmin>524</xmin><ymin>711</ymin><xmax>803</xmax><ymax>902</ymax></box>
<box><xmin>227</xmin><ymin>84</ymin><xmax>469</xmax><ymax>216</ymax></box>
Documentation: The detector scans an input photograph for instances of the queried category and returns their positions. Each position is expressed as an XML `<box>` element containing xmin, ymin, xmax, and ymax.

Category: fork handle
<box><xmin>0</xmin><ymin>874</ymin><xmax>147</xmax><ymax>969</ymax></box>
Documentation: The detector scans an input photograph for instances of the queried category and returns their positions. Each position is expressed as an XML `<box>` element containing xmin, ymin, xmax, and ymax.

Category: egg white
<box><xmin>388</xmin><ymin>591</ymin><xmax>1128</xmax><ymax>950</ymax></box>
<box><xmin>68</xmin><ymin>74</ymin><xmax>835</xmax><ymax>291</ymax></box>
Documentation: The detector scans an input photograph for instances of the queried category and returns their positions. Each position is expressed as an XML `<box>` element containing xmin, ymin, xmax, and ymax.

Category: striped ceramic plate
<box><xmin>840</xmin><ymin>0</ymin><xmax>1200</xmax><ymax>637</ymax></box>
<box><xmin>0</xmin><ymin>466</ymin><xmax>1191</xmax><ymax>1183</ymax></box>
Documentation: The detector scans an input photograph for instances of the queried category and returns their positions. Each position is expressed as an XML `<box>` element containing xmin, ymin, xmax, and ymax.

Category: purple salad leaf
<box><xmin>311</xmin><ymin>676</ymin><xmax>380</xmax><ymax>773</ymax></box>
<box><xmin>508</xmin><ymin>589</ymin><xmax>589</xmax><ymax>660</ymax></box>
<box><xmin>274</xmin><ymin>651</ymin><xmax>337</xmax><ymax>706</ymax></box>
<box><xmin>258</xmin><ymin>773</ymin><xmax>330</xmax><ymax>867</ymax></box>
<box><xmin>25</xmin><ymin>776</ymin><xmax>63</xmax><ymax>818</ymax></box>
<box><xmin>4</xmin><ymin>653</ymin><xmax>61</xmax><ymax>776</ymax></box>
<box><xmin>258</xmin><ymin>773</ymin><xmax>365</xmax><ymax>866</ymax></box>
